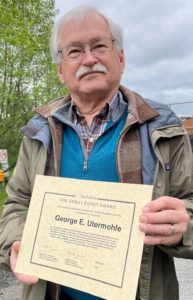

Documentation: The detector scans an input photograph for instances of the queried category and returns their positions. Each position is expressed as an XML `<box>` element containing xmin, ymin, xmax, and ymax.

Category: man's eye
<box><xmin>94</xmin><ymin>43</ymin><xmax>107</xmax><ymax>49</ymax></box>
<box><xmin>92</xmin><ymin>43</ymin><xmax>108</xmax><ymax>53</ymax></box>
<box><xmin>68</xmin><ymin>49</ymin><xmax>82</xmax><ymax>56</ymax></box>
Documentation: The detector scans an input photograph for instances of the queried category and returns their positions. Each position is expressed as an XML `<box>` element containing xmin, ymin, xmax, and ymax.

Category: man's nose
<box><xmin>81</xmin><ymin>48</ymin><xmax>98</xmax><ymax>65</ymax></box>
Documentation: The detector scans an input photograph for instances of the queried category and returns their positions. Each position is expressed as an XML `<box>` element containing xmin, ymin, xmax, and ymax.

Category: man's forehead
<box><xmin>58</xmin><ymin>13</ymin><xmax>110</xmax><ymax>40</ymax></box>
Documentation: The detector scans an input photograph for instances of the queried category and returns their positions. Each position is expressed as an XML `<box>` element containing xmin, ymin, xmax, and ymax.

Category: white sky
<box><xmin>54</xmin><ymin>0</ymin><xmax>193</xmax><ymax>115</ymax></box>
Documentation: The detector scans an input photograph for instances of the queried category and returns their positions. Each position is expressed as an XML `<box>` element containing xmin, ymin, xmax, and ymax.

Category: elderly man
<box><xmin>0</xmin><ymin>5</ymin><xmax>193</xmax><ymax>300</ymax></box>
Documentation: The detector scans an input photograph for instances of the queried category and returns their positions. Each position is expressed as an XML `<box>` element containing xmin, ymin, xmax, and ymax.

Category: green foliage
<box><xmin>0</xmin><ymin>184</ymin><xmax>7</xmax><ymax>216</ymax></box>
<box><xmin>0</xmin><ymin>0</ymin><xmax>67</xmax><ymax>160</ymax></box>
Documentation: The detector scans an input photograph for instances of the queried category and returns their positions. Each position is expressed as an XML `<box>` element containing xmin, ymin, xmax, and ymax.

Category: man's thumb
<box><xmin>12</xmin><ymin>241</ymin><xmax>21</xmax><ymax>254</ymax></box>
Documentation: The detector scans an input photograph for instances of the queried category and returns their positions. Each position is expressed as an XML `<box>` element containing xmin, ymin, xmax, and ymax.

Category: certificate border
<box><xmin>30</xmin><ymin>192</ymin><xmax>136</xmax><ymax>288</ymax></box>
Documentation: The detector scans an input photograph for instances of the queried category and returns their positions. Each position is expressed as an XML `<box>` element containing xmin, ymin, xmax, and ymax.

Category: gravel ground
<box><xmin>175</xmin><ymin>258</ymin><xmax>193</xmax><ymax>300</ymax></box>
<box><xmin>0</xmin><ymin>258</ymin><xmax>193</xmax><ymax>299</ymax></box>
<box><xmin>0</xmin><ymin>270</ymin><xmax>22</xmax><ymax>300</ymax></box>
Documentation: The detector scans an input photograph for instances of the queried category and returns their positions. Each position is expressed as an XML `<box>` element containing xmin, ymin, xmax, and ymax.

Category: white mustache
<box><xmin>76</xmin><ymin>64</ymin><xmax>107</xmax><ymax>79</ymax></box>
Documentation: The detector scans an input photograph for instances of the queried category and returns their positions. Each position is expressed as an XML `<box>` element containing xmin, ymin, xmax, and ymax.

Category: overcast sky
<box><xmin>54</xmin><ymin>0</ymin><xmax>193</xmax><ymax>116</ymax></box>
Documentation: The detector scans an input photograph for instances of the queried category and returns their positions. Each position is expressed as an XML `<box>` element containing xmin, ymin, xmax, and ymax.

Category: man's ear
<box><xmin>119</xmin><ymin>49</ymin><xmax>125</xmax><ymax>73</ymax></box>
<box><xmin>57</xmin><ymin>64</ymin><xmax>65</xmax><ymax>84</ymax></box>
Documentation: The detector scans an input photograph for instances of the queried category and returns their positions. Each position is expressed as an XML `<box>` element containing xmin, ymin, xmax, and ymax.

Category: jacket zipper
<box><xmin>83</xmin><ymin>160</ymin><xmax>88</xmax><ymax>172</ymax></box>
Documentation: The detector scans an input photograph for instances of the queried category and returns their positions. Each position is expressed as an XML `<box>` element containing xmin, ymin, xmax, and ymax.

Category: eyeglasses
<box><xmin>58</xmin><ymin>37</ymin><xmax>116</xmax><ymax>61</ymax></box>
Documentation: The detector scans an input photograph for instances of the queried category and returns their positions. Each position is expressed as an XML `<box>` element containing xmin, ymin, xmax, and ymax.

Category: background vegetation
<box><xmin>0</xmin><ymin>184</ymin><xmax>6</xmax><ymax>215</ymax></box>
<box><xmin>0</xmin><ymin>0</ymin><xmax>67</xmax><ymax>213</ymax></box>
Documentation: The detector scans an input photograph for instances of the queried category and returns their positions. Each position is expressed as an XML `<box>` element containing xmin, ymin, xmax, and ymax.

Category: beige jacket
<box><xmin>1</xmin><ymin>86</ymin><xmax>193</xmax><ymax>300</ymax></box>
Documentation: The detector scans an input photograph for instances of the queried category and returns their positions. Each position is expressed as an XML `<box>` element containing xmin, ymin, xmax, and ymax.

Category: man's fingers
<box><xmin>141</xmin><ymin>196</ymin><xmax>189</xmax><ymax>227</ymax></box>
<box><xmin>143</xmin><ymin>233</ymin><xmax>183</xmax><ymax>246</ymax></box>
<box><xmin>140</xmin><ymin>223</ymin><xmax>179</xmax><ymax>236</ymax></box>
<box><xmin>140</xmin><ymin>209</ymin><xmax>189</xmax><ymax>225</ymax></box>
<box><xmin>12</xmin><ymin>241</ymin><xmax>21</xmax><ymax>253</ymax></box>
<box><xmin>10</xmin><ymin>241</ymin><xmax>21</xmax><ymax>272</ymax></box>
<box><xmin>14</xmin><ymin>272</ymin><xmax>39</xmax><ymax>285</ymax></box>
<box><xmin>143</xmin><ymin>197</ymin><xmax>186</xmax><ymax>212</ymax></box>
<box><xmin>10</xmin><ymin>241</ymin><xmax>39</xmax><ymax>285</ymax></box>
<box><xmin>140</xmin><ymin>196</ymin><xmax>190</xmax><ymax>246</ymax></box>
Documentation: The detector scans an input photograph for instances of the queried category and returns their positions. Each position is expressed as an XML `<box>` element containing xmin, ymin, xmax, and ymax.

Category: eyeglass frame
<box><xmin>57</xmin><ymin>37</ymin><xmax>117</xmax><ymax>62</ymax></box>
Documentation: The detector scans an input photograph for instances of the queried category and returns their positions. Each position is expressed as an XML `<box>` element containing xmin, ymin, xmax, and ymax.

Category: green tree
<box><xmin>0</xmin><ymin>0</ymin><xmax>66</xmax><ymax>162</ymax></box>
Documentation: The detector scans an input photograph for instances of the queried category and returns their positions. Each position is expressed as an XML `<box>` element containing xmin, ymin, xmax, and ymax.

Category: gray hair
<box><xmin>50</xmin><ymin>6</ymin><xmax>124</xmax><ymax>64</ymax></box>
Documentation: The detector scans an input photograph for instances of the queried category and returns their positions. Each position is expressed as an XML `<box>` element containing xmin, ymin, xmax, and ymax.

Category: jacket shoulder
<box><xmin>20</xmin><ymin>115</ymin><xmax>51</xmax><ymax>149</ymax></box>
<box><xmin>144</xmin><ymin>98</ymin><xmax>182</xmax><ymax>129</ymax></box>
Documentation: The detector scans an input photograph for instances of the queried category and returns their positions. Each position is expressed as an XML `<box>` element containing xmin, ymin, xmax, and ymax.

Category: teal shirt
<box><xmin>60</xmin><ymin>107</ymin><xmax>127</xmax><ymax>299</ymax></box>
<box><xmin>62</xmin><ymin>287</ymin><xmax>104</xmax><ymax>300</ymax></box>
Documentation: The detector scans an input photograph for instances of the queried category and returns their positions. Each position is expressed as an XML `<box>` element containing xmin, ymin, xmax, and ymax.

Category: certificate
<box><xmin>16</xmin><ymin>175</ymin><xmax>153</xmax><ymax>300</ymax></box>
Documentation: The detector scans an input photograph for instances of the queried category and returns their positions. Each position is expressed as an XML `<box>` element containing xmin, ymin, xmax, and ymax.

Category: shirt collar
<box><xmin>71</xmin><ymin>91</ymin><xmax>127</xmax><ymax>123</ymax></box>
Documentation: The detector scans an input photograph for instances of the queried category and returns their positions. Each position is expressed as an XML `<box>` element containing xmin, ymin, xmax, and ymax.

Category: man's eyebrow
<box><xmin>65</xmin><ymin>37</ymin><xmax>106</xmax><ymax>48</ymax></box>
<box><xmin>65</xmin><ymin>41</ymin><xmax>82</xmax><ymax>48</ymax></box>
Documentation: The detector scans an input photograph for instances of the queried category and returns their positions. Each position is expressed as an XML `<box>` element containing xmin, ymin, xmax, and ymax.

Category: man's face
<box><xmin>57</xmin><ymin>13</ymin><xmax>125</xmax><ymax>100</ymax></box>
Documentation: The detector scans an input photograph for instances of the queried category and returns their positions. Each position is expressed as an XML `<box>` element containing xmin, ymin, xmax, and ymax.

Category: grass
<box><xmin>0</xmin><ymin>184</ymin><xmax>7</xmax><ymax>216</ymax></box>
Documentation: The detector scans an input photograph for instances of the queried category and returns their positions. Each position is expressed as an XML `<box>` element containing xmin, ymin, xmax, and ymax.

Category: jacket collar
<box><xmin>35</xmin><ymin>85</ymin><xmax>159</xmax><ymax>124</ymax></box>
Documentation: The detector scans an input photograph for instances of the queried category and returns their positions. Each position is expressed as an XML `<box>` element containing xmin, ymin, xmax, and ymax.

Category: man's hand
<box><xmin>139</xmin><ymin>197</ymin><xmax>190</xmax><ymax>246</ymax></box>
<box><xmin>10</xmin><ymin>241</ymin><xmax>39</xmax><ymax>285</ymax></box>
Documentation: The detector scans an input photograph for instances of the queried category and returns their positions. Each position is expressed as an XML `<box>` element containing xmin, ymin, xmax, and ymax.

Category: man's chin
<box><xmin>77</xmin><ymin>83</ymin><xmax>110</xmax><ymax>96</ymax></box>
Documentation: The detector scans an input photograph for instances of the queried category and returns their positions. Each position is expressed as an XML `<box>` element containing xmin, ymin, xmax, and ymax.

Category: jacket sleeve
<box><xmin>158</xmin><ymin>131</ymin><xmax>193</xmax><ymax>258</ymax></box>
<box><xmin>0</xmin><ymin>137</ymin><xmax>47</xmax><ymax>270</ymax></box>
